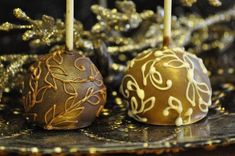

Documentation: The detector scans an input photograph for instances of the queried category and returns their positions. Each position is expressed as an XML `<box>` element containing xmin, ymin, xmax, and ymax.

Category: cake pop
<box><xmin>120</xmin><ymin>0</ymin><xmax>212</xmax><ymax>126</ymax></box>
<box><xmin>23</xmin><ymin>0</ymin><xmax>106</xmax><ymax>130</ymax></box>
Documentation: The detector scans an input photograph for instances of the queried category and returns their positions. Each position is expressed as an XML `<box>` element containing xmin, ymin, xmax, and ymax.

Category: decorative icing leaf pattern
<box><xmin>121</xmin><ymin>48</ymin><xmax>211</xmax><ymax>126</ymax></box>
<box><xmin>120</xmin><ymin>75</ymin><xmax>155</xmax><ymax>122</ymax></box>
<box><xmin>140</xmin><ymin>52</ymin><xmax>173</xmax><ymax>91</ymax></box>
<box><xmin>73</xmin><ymin>57</ymin><xmax>104</xmax><ymax>86</ymax></box>
<box><xmin>44</xmin><ymin>104</ymin><xmax>84</xmax><ymax>130</ymax></box>
<box><xmin>44</xmin><ymin>86</ymin><xmax>105</xmax><ymax>130</ymax></box>
<box><xmin>23</xmin><ymin>49</ymin><xmax>106</xmax><ymax>129</ymax></box>
<box><xmin>163</xmin><ymin>96</ymin><xmax>183</xmax><ymax>126</ymax></box>
<box><xmin>154</xmin><ymin>48</ymin><xmax>211</xmax><ymax>124</ymax></box>
<box><xmin>182</xmin><ymin>54</ymin><xmax>212</xmax><ymax>112</ymax></box>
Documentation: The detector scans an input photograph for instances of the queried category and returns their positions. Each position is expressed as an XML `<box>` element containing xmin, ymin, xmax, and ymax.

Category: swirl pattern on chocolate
<box><xmin>23</xmin><ymin>49</ymin><xmax>106</xmax><ymax>130</ymax></box>
<box><xmin>120</xmin><ymin>48</ymin><xmax>212</xmax><ymax>126</ymax></box>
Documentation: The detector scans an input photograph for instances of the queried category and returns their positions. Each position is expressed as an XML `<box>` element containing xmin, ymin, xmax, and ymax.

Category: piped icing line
<box><xmin>129</xmin><ymin>49</ymin><xmax>153</xmax><ymax>68</ymax></box>
<box><xmin>120</xmin><ymin>74</ymin><xmax>155</xmax><ymax>122</ymax></box>
<box><xmin>24</xmin><ymin>50</ymin><xmax>106</xmax><ymax>129</ymax></box>
<box><xmin>120</xmin><ymin>47</ymin><xmax>212</xmax><ymax>126</ymax></box>
<box><xmin>182</xmin><ymin>53</ymin><xmax>212</xmax><ymax>111</ymax></box>
<box><xmin>141</xmin><ymin>58</ymin><xmax>173</xmax><ymax>90</ymax></box>
<box><xmin>163</xmin><ymin>96</ymin><xmax>183</xmax><ymax>126</ymax></box>
<box><xmin>157</xmin><ymin>48</ymin><xmax>211</xmax><ymax>112</ymax></box>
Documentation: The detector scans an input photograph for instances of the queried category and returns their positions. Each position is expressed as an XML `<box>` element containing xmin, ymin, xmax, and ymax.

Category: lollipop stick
<box><xmin>66</xmin><ymin>0</ymin><xmax>74</xmax><ymax>51</ymax></box>
<box><xmin>163</xmin><ymin>0</ymin><xmax>172</xmax><ymax>48</ymax></box>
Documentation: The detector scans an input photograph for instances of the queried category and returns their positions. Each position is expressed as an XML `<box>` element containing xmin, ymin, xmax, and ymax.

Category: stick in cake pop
<box><xmin>120</xmin><ymin>0</ymin><xmax>212</xmax><ymax>126</ymax></box>
<box><xmin>163</xmin><ymin>0</ymin><xmax>172</xmax><ymax>48</ymax></box>
<box><xmin>66</xmin><ymin>0</ymin><xmax>74</xmax><ymax>51</ymax></box>
<box><xmin>22</xmin><ymin>0</ymin><xmax>107</xmax><ymax>130</ymax></box>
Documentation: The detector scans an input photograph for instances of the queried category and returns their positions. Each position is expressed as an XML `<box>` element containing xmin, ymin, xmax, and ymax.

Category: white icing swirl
<box><xmin>121</xmin><ymin>48</ymin><xmax>212</xmax><ymax>126</ymax></box>
<box><xmin>120</xmin><ymin>74</ymin><xmax>155</xmax><ymax>122</ymax></box>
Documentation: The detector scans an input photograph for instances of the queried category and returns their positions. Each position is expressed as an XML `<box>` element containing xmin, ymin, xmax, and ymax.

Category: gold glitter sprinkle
<box><xmin>4</xmin><ymin>88</ymin><xmax>10</xmax><ymax>93</ymax></box>
<box><xmin>143</xmin><ymin>143</ymin><xmax>149</xmax><ymax>147</ymax></box>
<box><xmin>102</xmin><ymin>108</ymin><xmax>110</xmax><ymax>116</ymax></box>
<box><xmin>69</xmin><ymin>147</ymin><xmax>78</xmax><ymax>153</ymax></box>
<box><xmin>228</xmin><ymin>68</ymin><xmax>234</xmax><ymax>74</ymax></box>
<box><xmin>114</xmin><ymin>120</ymin><xmax>122</xmax><ymax>125</ymax></box>
<box><xmin>115</xmin><ymin>97</ymin><xmax>122</xmax><ymax>105</ymax></box>
<box><xmin>19</xmin><ymin>148</ymin><xmax>27</xmax><ymax>152</ymax></box>
<box><xmin>112</xmin><ymin>63</ymin><xmax>119</xmax><ymax>71</ymax></box>
<box><xmin>102</xmin><ymin>112</ymin><xmax>110</xmax><ymax>116</ymax></box>
<box><xmin>180</xmin><ymin>0</ymin><xmax>221</xmax><ymax>7</ymax></box>
<box><xmin>118</xmin><ymin>54</ymin><xmax>127</xmax><ymax>61</ymax></box>
<box><xmin>208</xmin><ymin>0</ymin><xmax>222</xmax><ymax>7</ymax></box>
<box><xmin>89</xmin><ymin>147</ymin><xmax>97</xmax><ymax>154</ymax></box>
<box><xmin>128</xmin><ymin>124</ymin><xmax>135</xmax><ymax>129</ymax></box>
<box><xmin>164</xmin><ymin>142</ymin><xmax>171</xmax><ymax>147</ymax></box>
<box><xmin>13</xmin><ymin>111</ymin><xmax>20</xmax><ymax>115</ymax></box>
<box><xmin>217</xmin><ymin>69</ymin><xmax>224</xmax><ymax>75</ymax></box>
<box><xmin>54</xmin><ymin>147</ymin><xmax>62</xmax><ymax>153</ymax></box>
<box><xmin>112</xmin><ymin>91</ymin><xmax>117</xmax><ymax>96</ymax></box>
<box><xmin>31</xmin><ymin>147</ymin><xmax>39</xmax><ymax>153</ymax></box>
<box><xmin>0</xmin><ymin>146</ymin><xmax>5</xmax><ymax>150</ymax></box>
<box><xmin>214</xmin><ymin>100</ymin><xmax>220</xmax><ymax>105</ymax></box>
<box><xmin>207</xmin><ymin>71</ymin><xmax>211</xmax><ymax>76</ymax></box>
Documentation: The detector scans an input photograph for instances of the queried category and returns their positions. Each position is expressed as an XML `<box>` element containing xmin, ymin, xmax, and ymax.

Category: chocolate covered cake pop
<box><xmin>23</xmin><ymin>48</ymin><xmax>106</xmax><ymax>130</ymax></box>
<box><xmin>22</xmin><ymin>0</ymin><xmax>106</xmax><ymax>130</ymax></box>
<box><xmin>120</xmin><ymin>47</ymin><xmax>211</xmax><ymax>126</ymax></box>
<box><xmin>120</xmin><ymin>0</ymin><xmax>212</xmax><ymax>126</ymax></box>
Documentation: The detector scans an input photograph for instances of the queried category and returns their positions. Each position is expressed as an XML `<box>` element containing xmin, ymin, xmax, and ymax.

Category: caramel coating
<box><xmin>23</xmin><ymin>49</ymin><xmax>107</xmax><ymax>130</ymax></box>
<box><xmin>120</xmin><ymin>48</ymin><xmax>212</xmax><ymax>126</ymax></box>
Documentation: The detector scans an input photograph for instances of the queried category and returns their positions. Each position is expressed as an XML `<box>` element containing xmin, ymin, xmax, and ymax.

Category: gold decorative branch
<box><xmin>181</xmin><ymin>0</ymin><xmax>221</xmax><ymax>7</ymax></box>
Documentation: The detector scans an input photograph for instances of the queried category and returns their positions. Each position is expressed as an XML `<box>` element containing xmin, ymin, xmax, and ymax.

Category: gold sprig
<box><xmin>0</xmin><ymin>54</ymin><xmax>38</xmax><ymax>100</ymax></box>
<box><xmin>181</xmin><ymin>0</ymin><xmax>221</xmax><ymax>7</ymax></box>
<box><xmin>106</xmin><ymin>4</ymin><xmax>235</xmax><ymax>55</ymax></box>
<box><xmin>0</xmin><ymin>8</ymin><xmax>64</xmax><ymax>46</ymax></box>
<box><xmin>208</xmin><ymin>0</ymin><xmax>222</xmax><ymax>7</ymax></box>
<box><xmin>91</xmin><ymin>1</ymin><xmax>154</xmax><ymax>33</ymax></box>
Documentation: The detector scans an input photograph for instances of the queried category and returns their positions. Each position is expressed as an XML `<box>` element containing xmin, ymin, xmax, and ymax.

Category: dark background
<box><xmin>0</xmin><ymin>0</ymin><xmax>234</xmax><ymax>54</ymax></box>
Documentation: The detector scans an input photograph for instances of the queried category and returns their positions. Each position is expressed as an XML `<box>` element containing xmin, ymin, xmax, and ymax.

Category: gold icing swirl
<box><xmin>23</xmin><ymin>49</ymin><xmax>106</xmax><ymax>130</ymax></box>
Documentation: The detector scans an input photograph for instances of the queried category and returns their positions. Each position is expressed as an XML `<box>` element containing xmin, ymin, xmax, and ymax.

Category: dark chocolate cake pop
<box><xmin>120</xmin><ymin>48</ymin><xmax>212</xmax><ymax>126</ymax></box>
<box><xmin>23</xmin><ymin>48</ymin><xmax>106</xmax><ymax>130</ymax></box>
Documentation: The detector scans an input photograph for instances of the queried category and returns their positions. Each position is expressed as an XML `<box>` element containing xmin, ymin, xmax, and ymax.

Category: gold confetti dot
<box><xmin>115</xmin><ymin>97</ymin><xmax>122</xmax><ymax>105</ymax></box>
<box><xmin>217</xmin><ymin>69</ymin><xmax>224</xmax><ymax>75</ymax></box>
<box><xmin>89</xmin><ymin>147</ymin><xmax>97</xmax><ymax>154</ymax></box>
<box><xmin>207</xmin><ymin>71</ymin><xmax>211</xmax><ymax>76</ymax></box>
<box><xmin>228</xmin><ymin>68</ymin><xmax>234</xmax><ymax>74</ymax></box>
<box><xmin>128</xmin><ymin>124</ymin><xmax>135</xmax><ymax>129</ymax></box>
<box><xmin>31</xmin><ymin>147</ymin><xmax>39</xmax><ymax>153</ymax></box>
<box><xmin>118</xmin><ymin>54</ymin><xmax>127</xmax><ymax>61</ymax></box>
<box><xmin>143</xmin><ymin>143</ymin><xmax>148</xmax><ymax>147</ymax></box>
<box><xmin>102</xmin><ymin>112</ymin><xmax>110</xmax><ymax>116</ymax></box>
<box><xmin>54</xmin><ymin>147</ymin><xmax>62</xmax><ymax>153</ymax></box>
<box><xmin>13</xmin><ymin>111</ymin><xmax>20</xmax><ymax>115</ymax></box>
<box><xmin>112</xmin><ymin>63</ymin><xmax>119</xmax><ymax>71</ymax></box>
<box><xmin>0</xmin><ymin>146</ymin><xmax>5</xmax><ymax>150</ymax></box>
<box><xmin>69</xmin><ymin>147</ymin><xmax>78</xmax><ymax>153</ymax></box>
<box><xmin>112</xmin><ymin>91</ymin><xmax>117</xmax><ymax>96</ymax></box>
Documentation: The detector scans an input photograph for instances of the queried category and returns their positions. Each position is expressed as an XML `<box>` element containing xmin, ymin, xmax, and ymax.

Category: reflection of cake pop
<box><xmin>22</xmin><ymin>0</ymin><xmax>106</xmax><ymax>130</ymax></box>
<box><xmin>120</xmin><ymin>0</ymin><xmax>212</xmax><ymax>126</ymax></box>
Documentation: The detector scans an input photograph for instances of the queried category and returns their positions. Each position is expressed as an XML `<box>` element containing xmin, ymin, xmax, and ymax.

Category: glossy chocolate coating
<box><xmin>120</xmin><ymin>48</ymin><xmax>212</xmax><ymax>126</ymax></box>
<box><xmin>23</xmin><ymin>49</ymin><xmax>107</xmax><ymax>130</ymax></box>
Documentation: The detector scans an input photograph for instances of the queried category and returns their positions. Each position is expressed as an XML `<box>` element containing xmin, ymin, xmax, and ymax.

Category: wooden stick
<box><xmin>163</xmin><ymin>0</ymin><xmax>172</xmax><ymax>47</ymax></box>
<box><xmin>66</xmin><ymin>0</ymin><xmax>74</xmax><ymax>51</ymax></box>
